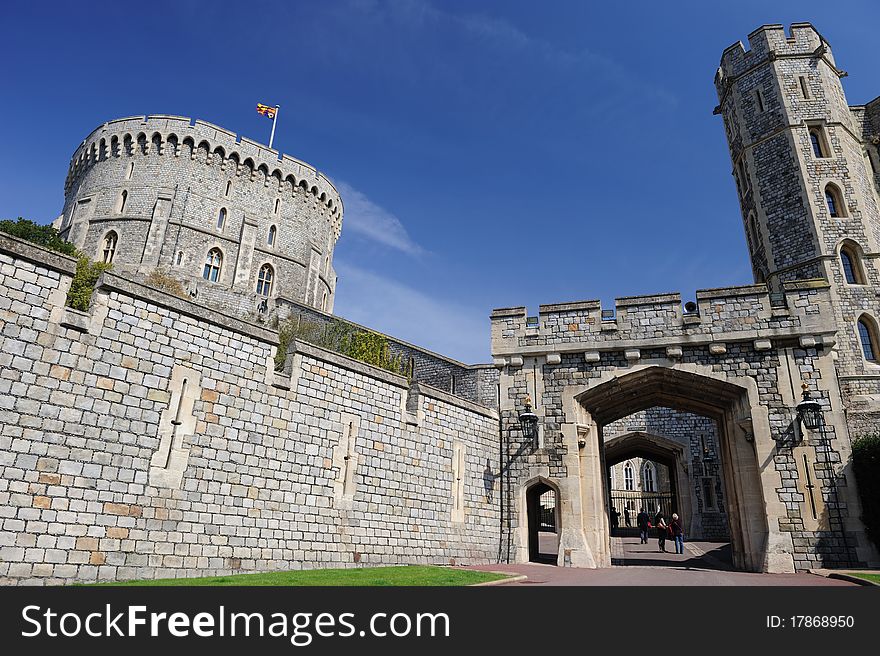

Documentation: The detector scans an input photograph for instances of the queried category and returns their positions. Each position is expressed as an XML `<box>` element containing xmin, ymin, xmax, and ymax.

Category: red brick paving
<box><xmin>469</xmin><ymin>562</ymin><xmax>853</xmax><ymax>586</ymax></box>
<box><xmin>470</xmin><ymin>537</ymin><xmax>854</xmax><ymax>586</ymax></box>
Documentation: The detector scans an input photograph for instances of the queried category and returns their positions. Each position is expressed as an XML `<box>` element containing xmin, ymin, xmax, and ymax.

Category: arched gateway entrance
<box><xmin>515</xmin><ymin>364</ymin><xmax>794</xmax><ymax>572</ymax></box>
<box><xmin>575</xmin><ymin>366</ymin><xmax>768</xmax><ymax>572</ymax></box>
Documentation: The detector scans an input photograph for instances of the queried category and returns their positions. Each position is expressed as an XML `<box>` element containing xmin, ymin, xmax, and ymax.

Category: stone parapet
<box><xmin>716</xmin><ymin>23</ymin><xmax>829</xmax><ymax>94</ymax></box>
<box><xmin>66</xmin><ymin>115</ymin><xmax>342</xmax><ymax>222</ymax></box>
<box><xmin>491</xmin><ymin>282</ymin><xmax>836</xmax><ymax>357</ymax></box>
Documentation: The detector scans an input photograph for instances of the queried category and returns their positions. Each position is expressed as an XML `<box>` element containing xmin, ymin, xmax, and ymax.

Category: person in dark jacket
<box><xmin>671</xmin><ymin>513</ymin><xmax>685</xmax><ymax>554</ymax></box>
<box><xmin>654</xmin><ymin>508</ymin><xmax>667</xmax><ymax>553</ymax></box>
<box><xmin>636</xmin><ymin>508</ymin><xmax>650</xmax><ymax>543</ymax></box>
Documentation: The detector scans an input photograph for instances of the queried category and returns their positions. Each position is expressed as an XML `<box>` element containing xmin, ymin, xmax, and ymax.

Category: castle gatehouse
<box><xmin>1</xmin><ymin>22</ymin><xmax>879</xmax><ymax>584</ymax></box>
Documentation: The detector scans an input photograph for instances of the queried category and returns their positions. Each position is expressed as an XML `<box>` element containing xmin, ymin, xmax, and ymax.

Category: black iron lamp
<box><xmin>518</xmin><ymin>395</ymin><xmax>539</xmax><ymax>448</ymax></box>
<box><xmin>796</xmin><ymin>383</ymin><xmax>824</xmax><ymax>431</ymax></box>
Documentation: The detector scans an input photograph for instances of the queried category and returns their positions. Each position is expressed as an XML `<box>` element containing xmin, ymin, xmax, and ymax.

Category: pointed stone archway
<box><xmin>525</xmin><ymin>478</ymin><xmax>560</xmax><ymax>564</ymax></box>
<box><xmin>559</xmin><ymin>364</ymin><xmax>791</xmax><ymax>573</ymax></box>
<box><xmin>604</xmin><ymin>431</ymin><xmax>693</xmax><ymax>537</ymax></box>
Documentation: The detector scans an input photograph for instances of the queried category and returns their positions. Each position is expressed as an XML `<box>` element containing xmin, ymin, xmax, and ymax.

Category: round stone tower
<box><xmin>58</xmin><ymin>115</ymin><xmax>343</xmax><ymax>317</ymax></box>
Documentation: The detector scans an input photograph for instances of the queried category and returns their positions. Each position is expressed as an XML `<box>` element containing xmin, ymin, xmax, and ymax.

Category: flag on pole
<box><xmin>257</xmin><ymin>102</ymin><xmax>281</xmax><ymax>149</ymax></box>
<box><xmin>256</xmin><ymin>103</ymin><xmax>277</xmax><ymax>119</ymax></box>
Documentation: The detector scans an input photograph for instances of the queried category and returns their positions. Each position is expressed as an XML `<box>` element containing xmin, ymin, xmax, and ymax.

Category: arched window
<box><xmin>840</xmin><ymin>246</ymin><xmax>864</xmax><ymax>284</ymax></box>
<box><xmin>101</xmin><ymin>231</ymin><xmax>118</xmax><ymax>264</ymax></box>
<box><xmin>256</xmin><ymin>264</ymin><xmax>273</xmax><ymax>296</ymax></box>
<box><xmin>175</xmin><ymin>251</ymin><xmax>183</xmax><ymax>266</ymax></box>
<box><xmin>126</xmin><ymin>162</ymin><xmax>134</xmax><ymax>180</ymax></box>
<box><xmin>643</xmin><ymin>462</ymin><xmax>656</xmax><ymax>493</ymax></box>
<box><xmin>224</xmin><ymin>180</ymin><xmax>232</xmax><ymax>197</ymax></box>
<box><xmin>624</xmin><ymin>462</ymin><xmax>634</xmax><ymax>491</ymax></box>
<box><xmin>267</xmin><ymin>225</ymin><xmax>277</xmax><ymax>246</ymax></box>
<box><xmin>749</xmin><ymin>215</ymin><xmax>760</xmax><ymax>249</ymax></box>
<box><xmin>274</xmin><ymin>198</ymin><xmax>280</xmax><ymax>214</ymax></box>
<box><xmin>858</xmin><ymin>315</ymin><xmax>879</xmax><ymax>362</ymax></box>
<box><xmin>809</xmin><ymin>129</ymin><xmax>826</xmax><ymax>158</ymax></box>
<box><xmin>321</xmin><ymin>291</ymin><xmax>328</xmax><ymax>311</ymax></box>
<box><xmin>825</xmin><ymin>184</ymin><xmax>845</xmax><ymax>218</ymax></box>
<box><xmin>217</xmin><ymin>207</ymin><xmax>227</xmax><ymax>230</ymax></box>
<box><xmin>116</xmin><ymin>190</ymin><xmax>128</xmax><ymax>213</ymax></box>
<box><xmin>203</xmin><ymin>248</ymin><xmax>222</xmax><ymax>282</ymax></box>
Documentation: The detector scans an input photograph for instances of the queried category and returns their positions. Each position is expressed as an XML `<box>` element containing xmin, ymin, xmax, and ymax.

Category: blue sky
<box><xmin>3</xmin><ymin>1</ymin><xmax>880</xmax><ymax>363</ymax></box>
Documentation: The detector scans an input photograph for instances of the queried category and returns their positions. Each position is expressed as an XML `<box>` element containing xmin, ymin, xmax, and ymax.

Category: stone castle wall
<box><xmin>0</xmin><ymin>234</ymin><xmax>500</xmax><ymax>585</ymax></box>
<box><xmin>58</xmin><ymin>115</ymin><xmax>342</xmax><ymax>318</ymax></box>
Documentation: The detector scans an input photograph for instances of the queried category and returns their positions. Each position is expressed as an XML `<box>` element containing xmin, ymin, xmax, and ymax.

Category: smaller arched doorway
<box><xmin>526</xmin><ymin>481</ymin><xmax>559</xmax><ymax>564</ymax></box>
<box><xmin>605</xmin><ymin>434</ymin><xmax>684</xmax><ymax>538</ymax></box>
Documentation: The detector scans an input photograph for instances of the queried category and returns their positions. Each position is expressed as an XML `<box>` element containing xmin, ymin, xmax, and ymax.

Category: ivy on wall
<box><xmin>66</xmin><ymin>258</ymin><xmax>112</xmax><ymax>311</ymax></box>
<box><xmin>276</xmin><ymin>317</ymin><xmax>411</xmax><ymax>378</ymax></box>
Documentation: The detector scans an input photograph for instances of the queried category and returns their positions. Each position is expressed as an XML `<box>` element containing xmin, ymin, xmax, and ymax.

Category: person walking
<box><xmin>624</xmin><ymin>507</ymin><xmax>631</xmax><ymax>527</ymax></box>
<box><xmin>671</xmin><ymin>513</ymin><xmax>685</xmax><ymax>554</ymax></box>
<box><xmin>637</xmin><ymin>507</ymin><xmax>650</xmax><ymax>544</ymax></box>
<box><xmin>610</xmin><ymin>507</ymin><xmax>620</xmax><ymax>531</ymax></box>
<box><xmin>654</xmin><ymin>508</ymin><xmax>668</xmax><ymax>553</ymax></box>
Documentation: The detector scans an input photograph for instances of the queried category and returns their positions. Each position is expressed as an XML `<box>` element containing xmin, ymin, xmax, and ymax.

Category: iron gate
<box><xmin>610</xmin><ymin>492</ymin><xmax>674</xmax><ymax>528</ymax></box>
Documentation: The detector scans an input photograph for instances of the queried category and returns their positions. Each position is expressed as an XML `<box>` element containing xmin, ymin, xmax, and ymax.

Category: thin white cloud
<box><xmin>332</xmin><ymin>260</ymin><xmax>489</xmax><ymax>364</ymax></box>
<box><xmin>334</xmin><ymin>181</ymin><xmax>425</xmax><ymax>256</ymax></box>
<box><xmin>455</xmin><ymin>9</ymin><xmax>677</xmax><ymax>108</ymax></box>
<box><xmin>344</xmin><ymin>0</ymin><xmax>677</xmax><ymax>108</ymax></box>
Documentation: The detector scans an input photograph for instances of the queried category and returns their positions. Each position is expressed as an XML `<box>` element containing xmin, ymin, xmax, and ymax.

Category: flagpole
<box><xmin>268</xmin><ymin>105</ymin><xmax>280</xmax><ymax>149</ymax></box>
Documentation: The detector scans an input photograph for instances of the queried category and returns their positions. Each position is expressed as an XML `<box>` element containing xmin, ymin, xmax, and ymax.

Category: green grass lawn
<box><xmin>848</xmin><ymin>572</ymin><xmax>880</xmax><ymax>584</ymax></box>
<box><xmin>92</xmin><ymin>565</ymin><xmax>510</xmax><ymax>587</ymax></box>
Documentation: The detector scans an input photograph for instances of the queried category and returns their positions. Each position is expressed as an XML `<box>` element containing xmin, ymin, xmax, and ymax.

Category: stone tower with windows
<box><xmin>715</xmin><ymin>23</ymin><xmax>880</xmax><ymax>435</ymax></box>
<box><xmin>56</xmin><ymin>115</ymin><xmax>343</xmax><ymax>320</ymax></box>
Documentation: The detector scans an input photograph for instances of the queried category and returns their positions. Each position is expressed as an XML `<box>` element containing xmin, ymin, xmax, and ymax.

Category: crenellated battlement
<box><xmin>65</xmin><ymin>115</ymin><xmax>343</xmax><ymax>239</ymax></box>
<box><xmin>715</xmin><ymin>22</ymin><xmax>830</xmax><ymax>96</ymax></box>
<box><xmin>491</xmin><ymin>281</ymin><xmax>836</xmax><ymax>358</ymax></box>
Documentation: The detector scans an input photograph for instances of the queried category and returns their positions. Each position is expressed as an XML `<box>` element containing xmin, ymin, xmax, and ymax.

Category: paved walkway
<box><xmin>612</xmin><ymin>535</ymin><xmax>733</xmax><ymax>570</ymax></box>
<box><xmin>471</xmin><ymin>537</ymin><xmax>854</xmax><ymax>586</ymax></box>
<box><xmin>471</xmin><ymin>563</ymin><xmax>853</xmax><ymax>586</ymax></box>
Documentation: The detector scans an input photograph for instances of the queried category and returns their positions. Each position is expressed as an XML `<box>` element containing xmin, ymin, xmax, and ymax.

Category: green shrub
<box><xmin>66</xmin><ymin>257</ymin><xmax>112</xmax><ymax>311</ymax></box>
<box><xmin>146</xmin><ymin>269</ymin><xmax>186</xmax><ymax>298</ymax></box>
<box><xmin>852</xmin><ymin>433</ymin><xmax>880</xmax><ymax>552</ymax></box>
<box><xmin>0</xmin><ymin>217</ymin><xmax>78</xmax><ymax>256</ymax></box>
<box><xmin>0</xmin><ymin>218</ymin><xmax>112</xmax><ymax>312</ymax></box>
<box><xmin>275</xmin><ymin>317</ymin><xmax>411</xmax><ymax>378</ymax></box>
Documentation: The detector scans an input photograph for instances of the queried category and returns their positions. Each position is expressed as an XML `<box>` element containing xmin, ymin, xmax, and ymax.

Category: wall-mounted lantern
<box><xmin>796</xmin><ymin>383</ymin><xmax>823</xmax><ymax>432</ymax></box>
<box><xmin>518</xmin><ymin>395</ymin><xmax>539</xmax><ymax>449</ymax></box>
